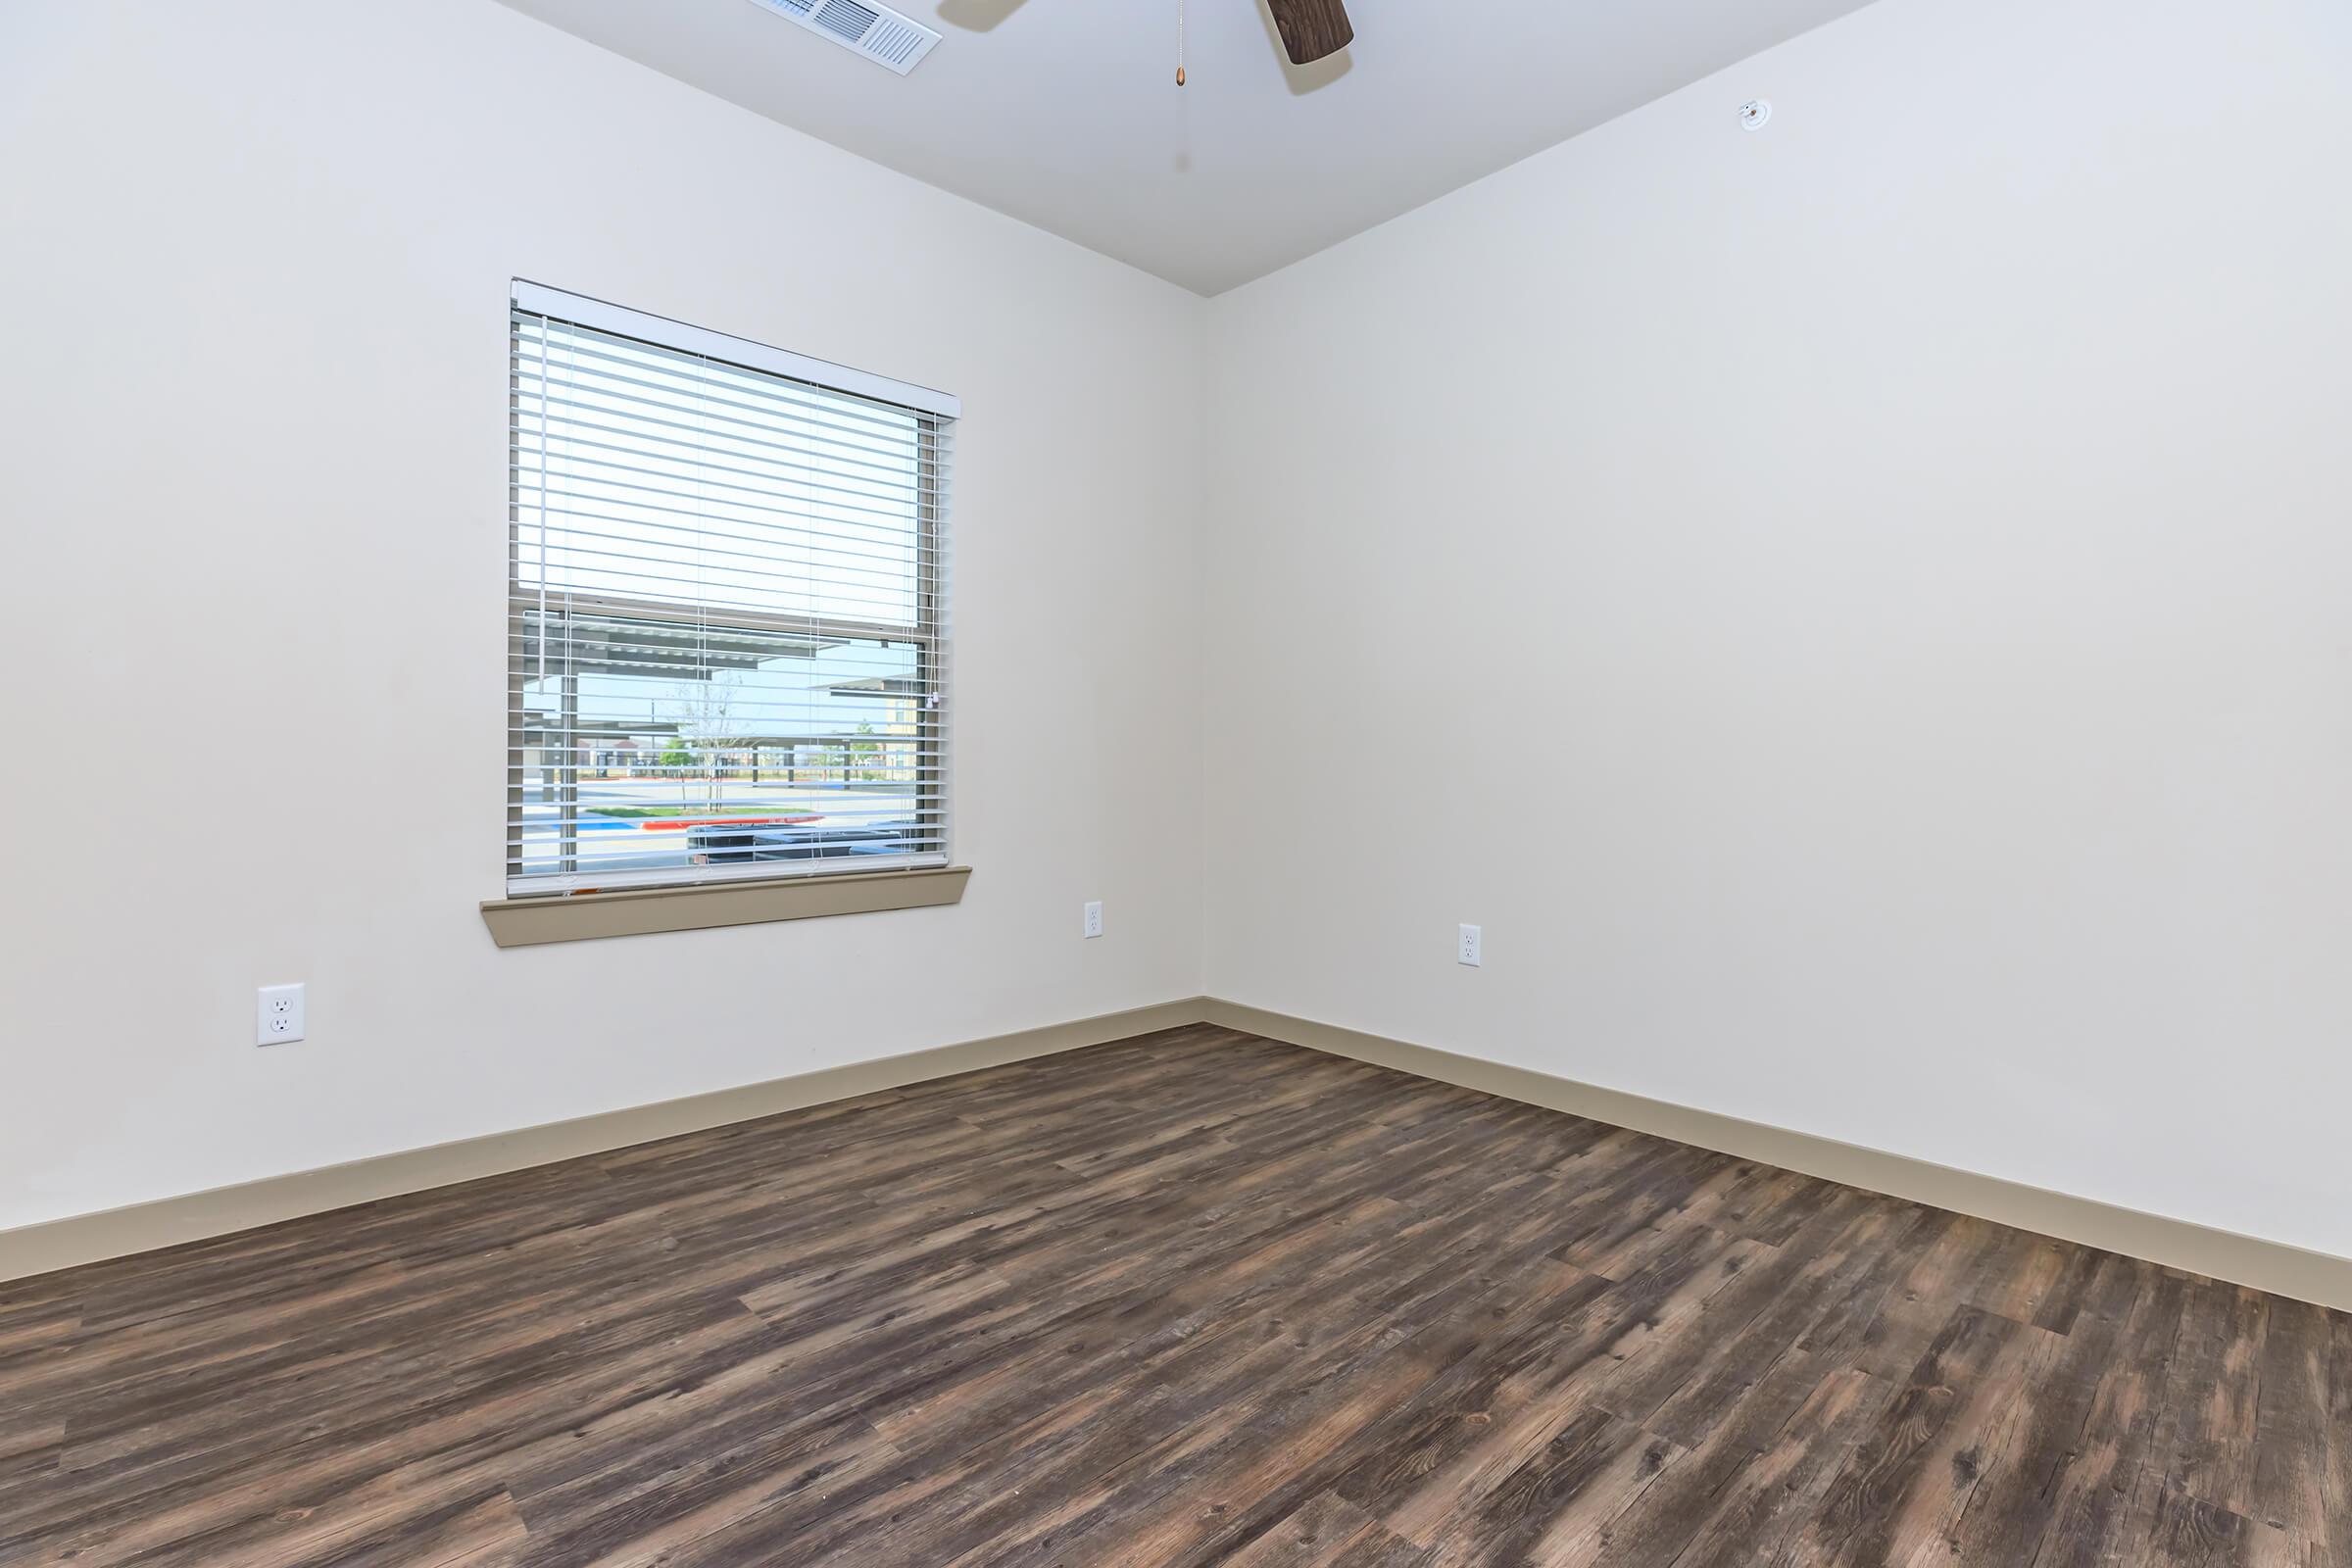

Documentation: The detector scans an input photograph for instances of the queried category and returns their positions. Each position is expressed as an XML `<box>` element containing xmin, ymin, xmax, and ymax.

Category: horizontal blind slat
<box><xmin>511</xmin><ymin>424</ymin><xmax>949</xmax><ymax>519</ymax></box>
<box><xmin>506</xmin><ymin>852</ymin><xmax>952</xmax><ymax>898</ymax></box>
<box><xmin>516</xmin><ymin>504</ymin><xmax>935</xmax><ymax>582</ymax></box>
<box><xmin>514</xmin><ymin>472</ymin><xmax>949</xmax><ymax>536</ymax></box>
<box><xmin>514</xmin><ymin>384</ymin><xmax>939</xmax><ymax>487</ymax></box>
<box><xmin>512</xmin><ymin>375</ymin><xmax>937</xmax><ymax>473</ymax></box>
<box><xmin>513</xmin><ymin>316</ymin><xmax>952</xmax><ymax>435</ymax></box>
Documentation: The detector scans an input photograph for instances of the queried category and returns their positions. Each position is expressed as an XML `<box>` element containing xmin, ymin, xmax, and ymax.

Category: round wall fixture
<box><xmin>1739</xmin><ymin>99</ymin><xmax>1773</xmax><ymax>130</ymax></box>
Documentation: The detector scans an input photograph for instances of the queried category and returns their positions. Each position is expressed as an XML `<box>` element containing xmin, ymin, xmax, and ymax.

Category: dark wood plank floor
<box><xmin>3</xmin><ymin>1024</ymin><xmax>2345</xmax><ymax>1566</ymax></box>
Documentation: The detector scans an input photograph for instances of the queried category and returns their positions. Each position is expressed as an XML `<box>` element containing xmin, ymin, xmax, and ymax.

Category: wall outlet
<box><xmin>1083</xmin><ymin>901</ymin><xmax>1103</xmax><ymax>940</ymax></box>
<box><xmin>257</xmin><ymin>983</ymin><xmax>305</xmax><ymax>1046</ymax></box>
<box><xmin>1457</xmin><ymin>924</ymin><xmax>1483</xmax><ymax>967</ymax></box>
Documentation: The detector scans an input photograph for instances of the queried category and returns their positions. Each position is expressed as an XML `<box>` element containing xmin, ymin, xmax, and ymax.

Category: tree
<box><xmin>660</xmin><ymin>675</ymin><xmax>742</xmax><ymax>811</ymax></box>
<box><xmin>848</xmin><ymin>720</ymin><xmax>883</xmax><ymax>783</ymax></box>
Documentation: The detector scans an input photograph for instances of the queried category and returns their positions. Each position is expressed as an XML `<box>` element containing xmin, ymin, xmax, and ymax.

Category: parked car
<box><xmin>686</xmin><ymin>820</ymin><xmax>914</xmax><ymax>865</ymax></box>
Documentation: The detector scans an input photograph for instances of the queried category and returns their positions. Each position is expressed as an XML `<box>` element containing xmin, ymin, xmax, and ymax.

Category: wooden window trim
<box><xmin>480</xmin><ymin>865</ymin><xmax>970</xmax><ymax>948</ymax></box>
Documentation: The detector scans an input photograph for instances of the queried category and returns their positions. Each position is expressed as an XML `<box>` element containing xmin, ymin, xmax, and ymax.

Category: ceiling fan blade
<box><xmin>1264</xmin><ymin>0</ymin><xmax>1353</xmax><ymax>65</ymax></box>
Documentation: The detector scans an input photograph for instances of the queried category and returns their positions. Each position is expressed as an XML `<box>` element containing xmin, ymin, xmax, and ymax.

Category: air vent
<box><xmin>811</xmin><ymin>0</ymin><xmax>877</xmax><ymax>39</ymax></box>
<box><xmin>740</xmin><ymin>0</ymin><xmax>941</xmax><ymax>74</ymax></box>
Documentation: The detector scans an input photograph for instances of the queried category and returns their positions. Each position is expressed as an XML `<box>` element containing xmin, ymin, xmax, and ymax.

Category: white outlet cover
<box><xmin>1083</xmin><ymin>901</ymin><xmax>1103</xmax><ymax>939</ymax></box>
<box><xmin>1458</xmin><ymin>924</ymin><xmax>1483</xmax><ymax>967</ymax></box>
<box><xmin>257</xmin><ymin>983</ymin><xmax>306</xmax><ymax>1046</ymax></box>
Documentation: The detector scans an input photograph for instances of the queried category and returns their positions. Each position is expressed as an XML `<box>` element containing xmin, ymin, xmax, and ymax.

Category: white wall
<box><xmin>1202</xmin><ymin>0</ymin><xmax>2352</xmax><ymax>1257</ymax></box>
<box><xmin>0</xmin><ymin>0</ymin><xmax>1204</xmax><ymax>1230</ymax></box>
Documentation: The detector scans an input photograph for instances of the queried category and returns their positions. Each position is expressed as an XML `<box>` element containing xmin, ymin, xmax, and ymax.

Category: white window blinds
<box><xmin>507</xmin><ymin>284</ymin><xmax>955</xmax><ymax>897</ymax></box>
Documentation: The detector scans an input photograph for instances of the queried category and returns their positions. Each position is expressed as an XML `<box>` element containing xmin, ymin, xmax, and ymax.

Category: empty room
<box><xmin>4</xmin><ymin>0</ymin><xmax>2349</xmax><ymax>1562</ymax></box>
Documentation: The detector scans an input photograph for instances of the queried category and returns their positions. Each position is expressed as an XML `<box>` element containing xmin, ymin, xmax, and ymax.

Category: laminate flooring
<box><xmin>3</xmin><ymin>1025</ymin><xmax>2344</xmax><ymax>1566</ymax></box>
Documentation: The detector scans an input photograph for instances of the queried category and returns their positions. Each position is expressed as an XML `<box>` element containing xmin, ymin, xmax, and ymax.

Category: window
<box><xmin>506</xmin><ymin>283</ymin><xmax>954</xmax><ymax>899</ymax></box>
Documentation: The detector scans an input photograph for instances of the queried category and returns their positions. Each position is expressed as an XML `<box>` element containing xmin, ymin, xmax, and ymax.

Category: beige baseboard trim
<box><xmin>1205</xmin><ymin>999</ymin><xmax>2352</xmax><ymax>1315</ymax></box>
<box><xmin>18</xmin><ymin>994</ymin><xmax>2347</xmax><ymax>1314</ymax></box>
<box><xmin>0</xmin><ymin>996</ymin><xmax>1209</xmax><ymax>1285</ymax></box>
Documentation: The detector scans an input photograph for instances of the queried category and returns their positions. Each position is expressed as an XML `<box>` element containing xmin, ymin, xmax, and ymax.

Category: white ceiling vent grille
<box><xmin>740</xmin><ymin>0</ymin><xmax>942</xmax><ymax>74</ymax></box>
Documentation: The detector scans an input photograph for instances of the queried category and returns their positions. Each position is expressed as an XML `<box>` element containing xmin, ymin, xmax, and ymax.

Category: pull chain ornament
<box><xmin>1176</xmin><ymin>0</ymin><xmax>1186</xmax><ymax>84</ymax></box>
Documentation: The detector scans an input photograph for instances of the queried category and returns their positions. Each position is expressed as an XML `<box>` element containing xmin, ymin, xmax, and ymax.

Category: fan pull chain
<box><xmin>1176</xmin><ymin>0</ymin><xmax>1186</xmax><ymax>85</ymax></box>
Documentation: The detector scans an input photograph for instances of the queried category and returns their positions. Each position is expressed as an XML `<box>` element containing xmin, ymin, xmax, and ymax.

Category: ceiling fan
<box><xmin>1170</xmin><ymin>0</ymin><xmax>1348</xmax><ymax>87</ymax></box>
<box><xmin>747</xmin><ymin>0</ymin><xmax>1351</xmax><ymax>81</ymax></box>
<box><xmin>1260</xmin><ymin>0</ymin><xmax>1352</xmax><ymax>66</ymax></box>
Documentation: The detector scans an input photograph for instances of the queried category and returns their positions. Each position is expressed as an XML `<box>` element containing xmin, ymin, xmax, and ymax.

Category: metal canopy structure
<box><xmin>514</xmin><ymin>606</ymin><xmax>854</xmax><ymax>682</ymax></box>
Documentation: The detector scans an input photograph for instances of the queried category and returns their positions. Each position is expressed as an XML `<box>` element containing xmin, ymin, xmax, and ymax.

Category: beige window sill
<box><xmin>480</xmin><ymin>865</ymin><xmax>970</xmax><ymax>948</ymax></box>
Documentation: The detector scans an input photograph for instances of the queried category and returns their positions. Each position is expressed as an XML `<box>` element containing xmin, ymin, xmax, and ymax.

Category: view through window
<box><xmin>507</xmin><ymin>286</ymin><xmax>953</xmax><ymax>896</ymax></box>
